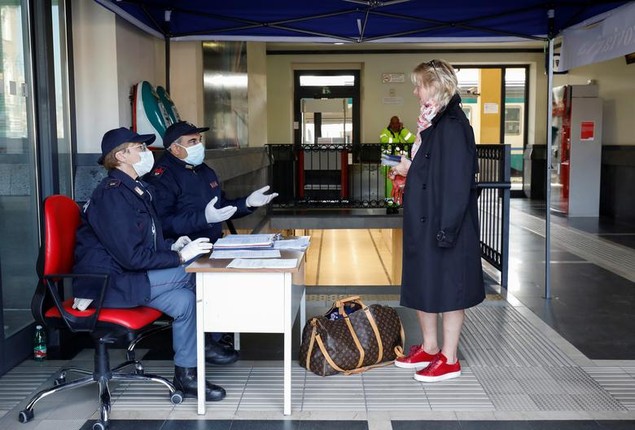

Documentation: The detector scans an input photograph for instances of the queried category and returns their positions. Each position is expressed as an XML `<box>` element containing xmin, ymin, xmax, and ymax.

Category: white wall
<box><xmin>169</xmin><ymin>42</ymin><xmax>204</xmax><ymax>125</ymax></box>
<box><xmin>267</xmin><ymin>51</ymin><xmax>547</xmax><ymax>146</ymax></box>
<box><xmin>247</xmin><ymin>42</ymin><xmax>268</xmax><ymax>147</ymax></box>
<box><xmin>554</xmin><ymin>56</ymin><xmax>635</xmax><ymax>146</ymax></box>
<box><xmin>115</xmin><ymin>18</ymin><xmax>164</xmax><ymax>127</ymax></box>
<box><xmin>72</xmin><ymin>0</ymin><xmax>164</xmax><ymax>154</ymax></box>
<box><xmin>72</xmin><ymin>0</ymin><xmax>119</xmax><ymax>153</ymax></box>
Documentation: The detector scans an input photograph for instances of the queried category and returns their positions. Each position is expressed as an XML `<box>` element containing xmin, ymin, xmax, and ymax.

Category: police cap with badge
<box><xmin>98</xmin><ymin>127</ymin><xmax>156</xmax><ymax>165</ymax></box>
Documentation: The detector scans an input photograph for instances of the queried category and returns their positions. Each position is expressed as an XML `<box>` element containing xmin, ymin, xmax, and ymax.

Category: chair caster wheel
<box><xmin>92</xmin><ymin>421</ymin><xmax>108</xmax><ymax>430</ymax></box>
<box><xmin>170</xmin><ymin>390</ymin><xmax>183</xmax><ymax>404</ymax></box>
<box><xmin>55</xmin><ymin>371</ymin><xmax>67</xmax><ymax>386</ymax></box>
<box><xmin>134</xmin><ymin>363</ymin><xmax>144</xmax><ymax>375</ymax></box>
<box><xmin>18</xmin><ymin>409</ymin><xmax>34</xmax><ymax>423</ymax></box>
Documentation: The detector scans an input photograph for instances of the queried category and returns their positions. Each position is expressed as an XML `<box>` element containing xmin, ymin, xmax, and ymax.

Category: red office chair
<box><xmin>19</xmin><ymin>195</ymin><xmax>182</xmax><ymax>430</ymax></box>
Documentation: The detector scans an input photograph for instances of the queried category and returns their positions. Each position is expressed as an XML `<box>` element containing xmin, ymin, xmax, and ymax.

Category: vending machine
<box><xmin>551</xmin><ymin>84</ymin><xmax>603</xmax><ymax>216</ymax></box>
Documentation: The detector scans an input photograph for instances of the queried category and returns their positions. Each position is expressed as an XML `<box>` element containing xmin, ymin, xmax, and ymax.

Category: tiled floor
<box><xmin>1</xmin><ymin>198</ymin><xmax>635</xmax><ymax>430</ymax></box>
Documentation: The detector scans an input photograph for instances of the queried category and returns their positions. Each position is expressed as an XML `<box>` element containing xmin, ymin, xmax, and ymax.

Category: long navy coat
<box><xmin>400</xmin><ymin>94</ymin><xmax>485</xmax><ymax>313</ymax></box>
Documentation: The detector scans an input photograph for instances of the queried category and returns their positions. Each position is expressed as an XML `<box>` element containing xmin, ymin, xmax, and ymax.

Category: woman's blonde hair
<box><xmin>411</xmin><ymin>59</ymin><xmax>458</xmax><ymax>108</ymax></box>
<box><xmin>102</xmin><ymin>142</ymin><xmax>135</xmax><ymax>170</ymax></box>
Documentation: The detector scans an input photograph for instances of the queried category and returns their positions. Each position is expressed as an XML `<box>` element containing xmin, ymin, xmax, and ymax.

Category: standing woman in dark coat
<box><xmin>391</xmin><ymin>59</ymin><xmax>485</xmax><ymax>382</ymax></box>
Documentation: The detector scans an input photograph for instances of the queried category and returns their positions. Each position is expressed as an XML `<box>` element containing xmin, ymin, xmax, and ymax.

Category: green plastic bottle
<box><xmin>33</xmin><ymin>325</ymin><xmax>47</xmax><ymax>361</ymax></box>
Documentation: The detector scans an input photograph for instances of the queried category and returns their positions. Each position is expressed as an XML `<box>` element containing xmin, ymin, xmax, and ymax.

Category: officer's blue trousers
<box><xmin>147</xmin><ymin>266</ymin><xmax>197</xmax><ymax>368</ymax></box>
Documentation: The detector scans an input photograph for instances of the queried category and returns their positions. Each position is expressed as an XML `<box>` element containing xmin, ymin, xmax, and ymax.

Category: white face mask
<box><xmin>180</xmin><ymin>142</ymin><xmax>205</xmax><ymax>166</ymax></box>
<box><xmin>133</xmin><ymin>150</ymin><xmax>155</xmax><ymax>177</ymax></box>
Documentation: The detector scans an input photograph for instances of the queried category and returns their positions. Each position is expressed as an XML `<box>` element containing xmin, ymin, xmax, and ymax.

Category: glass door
<box><xmin>1</xmin><ymin>1</ymin><xmax>39</xmax><ymax>343</ymax></box>
<box><xmin>294</xmin><ymin>70</ymin><xmax>360</xmax><ymax>145</ymax></box>
<box><xmin>0</xmin><ymin>0</ymin><xmax>73</xmax><ymax>374</ymax></box>
<box><xmin>503</xmin><ymin>67</ymin><xmax>528</xmax><ymax>194</ymax></box>
<box><xmin>456</xmin><ymin>66</ymin><xmax>528</xmax><ymax>195</ymax></box>
<box><xmin>294</xmin><ymin>70</ymin><xmax>360</xmax><ymax>201</ymax></box>
<box><xmin>300</xmin><ymin>97</ymin><xmax>352</xmax><ymax>145</ymax></box>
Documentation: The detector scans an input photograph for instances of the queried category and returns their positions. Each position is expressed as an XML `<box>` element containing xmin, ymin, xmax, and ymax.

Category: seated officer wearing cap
<box><xmin>72</xmin><ymin>127</ymin><xmax>226</xmax><ymax>402</ymax></box>
<box><xmin>145</xmin><ymin>121</ymin><xmax>278</xmax><ymax>364</ymax></box>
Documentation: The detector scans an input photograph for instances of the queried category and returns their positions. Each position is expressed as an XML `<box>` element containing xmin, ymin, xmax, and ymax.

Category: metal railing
<box><xmin>476</xmin><ymin>144</ymin><xmax>511</xmax><ymax>288</ymax></box>
<box><xmin>266</xmin><ymin>143</ymin><xmax>510</xmax><ymax>287</ymax></box>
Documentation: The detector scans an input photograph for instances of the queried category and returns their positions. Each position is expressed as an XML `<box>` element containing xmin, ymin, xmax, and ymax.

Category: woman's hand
<box><xmin>389</xmin><ymin>156</ymin><xmax>411</xmax><ymax>178</ymax></box>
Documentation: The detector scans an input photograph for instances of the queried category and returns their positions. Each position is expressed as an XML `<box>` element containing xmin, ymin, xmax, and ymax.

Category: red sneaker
<box><xmin>414</xmin><ymin>353</ymin><xmax>461</xmax><ymax>382</ymax></box>
<box><xmin>394</xmin><ymin>345</ymin><xmax>439</xmax><ymax>369</ymax></box>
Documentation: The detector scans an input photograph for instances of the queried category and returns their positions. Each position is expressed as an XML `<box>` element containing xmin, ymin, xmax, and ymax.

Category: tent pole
<box><xmin>544</xmin><ymin>34</ymin><xmax>554</xmax><ymax>300</ymax></box>
<box><xmin>163</xmin><ymin>10</ymin><xmax>172</xmax><ymax>94</ymax></box>
<box><xmin>165</xmin><ymin>35</ymin><xmax>171</xmax><ymax>94</ymax></box>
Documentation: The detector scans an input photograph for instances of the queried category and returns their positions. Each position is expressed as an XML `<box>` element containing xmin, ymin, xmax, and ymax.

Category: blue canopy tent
<box><xmin>95</xmin><ymin>0</ymin><xmax>627</xmax><ymax>43</ymax></box>
<box><xmin>94</xmin><ymin>0</ymin><xmax>633</xmax><ymax>298</ymax></box>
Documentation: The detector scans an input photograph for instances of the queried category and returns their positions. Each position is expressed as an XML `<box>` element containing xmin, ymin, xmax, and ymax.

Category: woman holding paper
<box><xmin>390</xmin><ymin>59</ymin><xmax>484</xmax><ymax>382</ymax></box>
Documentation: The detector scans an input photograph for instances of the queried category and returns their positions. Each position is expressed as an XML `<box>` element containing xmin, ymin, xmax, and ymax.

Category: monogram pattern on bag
<box><xmin>299</xmin><ymin>300</ymin><xmax>404</xmax><ymax>376</ymax></box>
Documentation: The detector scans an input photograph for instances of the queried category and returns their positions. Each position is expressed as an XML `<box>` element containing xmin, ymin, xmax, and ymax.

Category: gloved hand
<box><xmin>246</xmin><ymin>185</ymin><xmax>279</xmax><ymax>208</ymax></box>
<box><xmin>179</xmin><ymin>237</ymin><xmax>213</xmax><ymax>263</ymax></box>
<box><xmin>204</xmin><ymin>197</ymin><xmax>237</xmax><ymax>224</ymax></box>
<box><xmin>171</xmin><ymin>235</ymin><xmax>192</xmax><ymax>252</ymax></box>
<box><xmin>388</xmin><ymin>156</ymin><xmax>412</xmax><ymax>179</ymax></box>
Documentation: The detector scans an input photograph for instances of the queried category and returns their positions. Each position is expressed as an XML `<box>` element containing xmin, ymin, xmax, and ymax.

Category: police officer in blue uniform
<box><xmin>145</xmin><ymin>121</ymin><xmax>278</xmax><ymax>364</ymax></box>
<box><xmin>146</xmin><ymin>121</ymin><xmax>278</xmax><ymax>243</ymax></box>
<box><xmin>72</xmin><ymin>127</ymin><xmax>226</xmax><ymax>402</ymax></box>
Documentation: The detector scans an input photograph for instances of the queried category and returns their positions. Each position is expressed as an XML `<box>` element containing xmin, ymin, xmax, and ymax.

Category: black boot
<box><xmin>173</xmin><ymin>366</ymin><xmax>226</xmax><ymax>401</ymax></box>
<box><xmin>205</xmin><ymin>339</ymin><xmax>239</xmax><ymax>365</ymax></box>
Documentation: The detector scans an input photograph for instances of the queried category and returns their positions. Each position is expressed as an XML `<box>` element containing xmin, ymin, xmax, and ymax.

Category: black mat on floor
<box><xmin>79</xmin><ymin>420</ymin><xmax>369</xmax><ymax>430</ymax></box>
<box><xmin>391</xmin><ymin>420</ymin><xmax>635</xmax><ymax>430</ymax></box>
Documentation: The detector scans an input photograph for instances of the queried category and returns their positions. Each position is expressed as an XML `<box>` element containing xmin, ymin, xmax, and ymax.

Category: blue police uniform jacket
<box><xmin>145</xmin><ymin>152</ymin><xmax>252</xmax><ymax>242</ymax></box>
<box><xmin>72</xmin><ymin>169</ymin><xmax>180</xmax><ymax>308</ymax></box>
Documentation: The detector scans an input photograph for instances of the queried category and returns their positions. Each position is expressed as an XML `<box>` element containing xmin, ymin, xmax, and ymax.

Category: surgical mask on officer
<box><xmin>180</xmin><ymin>142</ymin><xmax>205</xmax><ymax>166</ymax></box>
<box><xmin>133</xmin><ymin>150</ymin><xmax>155</xmax><ymax>177</ymax></box>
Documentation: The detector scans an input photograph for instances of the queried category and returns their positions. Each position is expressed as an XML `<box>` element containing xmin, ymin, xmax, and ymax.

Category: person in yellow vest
<box><xmin>380</xmin><ymin>116</ymin><xmax>416</xmax><ymax>147</ymax></box>
<box><xmin>380</xmin><ymin>116</ymin><xmax>415</xmax><ymax>202</ymax></box>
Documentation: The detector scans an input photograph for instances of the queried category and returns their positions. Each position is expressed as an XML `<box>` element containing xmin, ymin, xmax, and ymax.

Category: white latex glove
<box><xmin>171</xmin><ymin>236</ymin><xmax>192</xmax><ymax>252</ymax></box>
<box><xmin>204</xmin><ymin>197</ymin><xmax>237</xmax><ymax>224</ymax></box>
<box><xmin>246</xmin><ymin>185</ymin><xmax>279</xmax><ymax>208</ymax></box>
<box><xmin>179</xmin><ymin>237</ymin><xmax>213</xmax><ymax>263</ymax></box>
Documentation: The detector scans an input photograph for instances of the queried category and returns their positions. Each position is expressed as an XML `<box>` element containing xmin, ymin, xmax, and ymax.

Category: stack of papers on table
<box><xmin>226</xmin><ymin>258</ymin><xmax>298</xmax><ymax>269</ymax></box>
<box><xmin>213</xmin><ymin>234</ymin><xmax>276</xmax><ymax>249</ymax></box>
<box><xmin>210</xmin><ymin>249</ymin><xmax>281</xmax><ymax>259</ymax></box>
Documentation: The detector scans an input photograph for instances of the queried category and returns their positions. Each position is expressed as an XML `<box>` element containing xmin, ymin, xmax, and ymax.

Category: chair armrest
<box><xmin>42</xmin><ymin>273</ymin><xmax>109</xmax><ymax>333</ymax></box>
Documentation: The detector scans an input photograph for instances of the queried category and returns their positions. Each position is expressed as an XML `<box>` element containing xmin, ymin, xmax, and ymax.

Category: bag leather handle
<box><xmin>335</xmin><ymin>295</ymin><xmax>366</xmax><ymax>316</ymax></box>
<box><xmin>305</xmin><ymin>323</ymin><xmax>318</xmax><ymax>370</ymax></box>
<box><xmin>315</xmin><ymin>334</ymin><xmax>347</xmax><ymax>373</ymax></box>
<box><xmin>344</xmin><ymin>315</ymin><xmax>365</xmax><ymax>367</ymax></box>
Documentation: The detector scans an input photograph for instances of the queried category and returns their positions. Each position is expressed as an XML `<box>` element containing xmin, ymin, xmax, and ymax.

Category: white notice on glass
<box><xmin>226</xmin><ymin>258</ymin><xmax>298</xmax><ymax>269</ymax></box>
<box><xmin>483</xmin><ymin>102</ymin><xmax>499</xmax><ymax>114</ymax></box>
<box><xmin>210</xmin><ymin>249</ymin><xmax>281</xmax><ymax>259</ymax></box>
